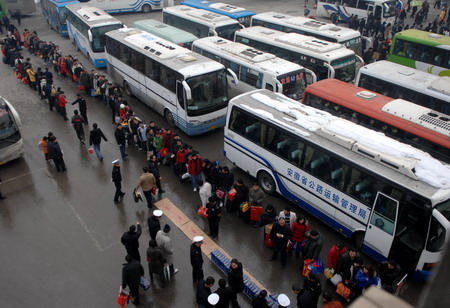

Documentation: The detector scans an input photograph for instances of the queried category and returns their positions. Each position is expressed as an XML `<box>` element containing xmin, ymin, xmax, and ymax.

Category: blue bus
<box><xmin>41</xmin><ymin>0</ymin><xmax>80</xmax><ymax>37</ymax></box>
<box><xmin>180</xmin><ymin>0</ymin><xmax>255</xmax><ymax>26</ymax></box>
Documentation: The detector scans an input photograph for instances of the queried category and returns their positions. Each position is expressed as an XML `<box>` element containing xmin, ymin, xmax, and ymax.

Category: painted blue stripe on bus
<box><xmin>361</xmin><ymin>243</ymin><xmax>386</xmax><ymax>263</ymax></box>
<box><xmin>225</xmin><ymin>136</ymin><xmax>354</xmax><ymax>238</ymax></box>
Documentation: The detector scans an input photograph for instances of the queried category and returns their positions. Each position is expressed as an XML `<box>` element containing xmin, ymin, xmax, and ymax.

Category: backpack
<box><xmin>73</xmin><ymin>116</ymin><xmax>83</xmax><ymax>129</ymax></box>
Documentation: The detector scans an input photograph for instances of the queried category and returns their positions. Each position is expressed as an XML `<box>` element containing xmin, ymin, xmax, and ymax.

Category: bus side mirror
<box><xmin>88</xmin><ymin>29</ymin><xmax>93</xmax><ymax>42</ymax></box>
<box><xmin>226</xmin><ymin>68</ymin><xmax>239</xmax><ymax>86</ymax></box>
<box><xmin>182</xmin><ymin>80</ymin><xmax>192</xmax><ymax>101</ymax></box>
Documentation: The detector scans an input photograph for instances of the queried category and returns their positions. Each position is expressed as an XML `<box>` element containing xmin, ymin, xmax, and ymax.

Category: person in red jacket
<box><xmin>327</xmin><ymin>242</ymin><xmax>347</xmax><ymax>270</ymax></box>
<box><xmin>58</xmin><ymin>92</ymin><xmax>68</xmax><ymax>120</ymax></box>
<box><xmin>174</xmin><ymin>145</ymin><xmax>187</xmax><ymax>177</ymax></box>
<box><xmin>188</xmin><ymin>152</ymin><xmax>203</xmax><ymax>192</ymax></box>
<box><xmin>290</xmin><ymin>216</ymin><xmax>310</xmax><ymax>258</ymax></box>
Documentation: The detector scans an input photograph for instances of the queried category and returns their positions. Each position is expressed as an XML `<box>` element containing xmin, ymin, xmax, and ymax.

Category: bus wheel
<box><xmin>331</xmin><ymin>13</ymin><xmax>338</xmax><ymax>24</ymax></box>
<box><xmin>258</xmin><ymin>171</ymin><xmax>276</xmax><ymax>195</ymax></box>
<box><xmin>165</xmin><ymin>109</ymin><xmax>175</xmax><ymax>127</ymax></box>
<box><xmin>352</xmin><ymin>231</ymin><xmax>364</xmax><ymax>249</ymax></box>
<box><xmin>123</xmin><ymin>81</ymin><xmax>133</xmax><ymax>97</ymax></box>
<box><xmin>142</xmin><ymin>4</ymin><xmax>152</xmax><ymax>13</ymax></box>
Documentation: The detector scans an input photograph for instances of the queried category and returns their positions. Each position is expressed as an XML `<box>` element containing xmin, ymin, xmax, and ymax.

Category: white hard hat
<box><xmin>278</xmin><ymin>294</ymin><xmax>290</xmax><ymax>307</ymax></box>
<box><xmin>120</xmin><ymin>104</ymin><xmax>125</xmax><ymax>109</ymax></box>
<box><xmin>208</xmin><ymin>293</ymin><xmax>219</xmax><ymax>305</ymax></box>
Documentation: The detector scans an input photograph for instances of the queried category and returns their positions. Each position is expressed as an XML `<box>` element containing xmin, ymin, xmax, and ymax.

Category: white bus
<box><xmin>225</xmin><ymin>89</ymin><xmax>450</xmax><ymax>281</ymax></box>
<box><xmin>192</xmin><ymin>36</ymin><xmax>315</xmax><ymax>100</ymax></box>
<box><xmin>105</xmin><ymin>28</ymin><xmax>237</xmax><ymax>135</ymax></box>
<box><xmin>356</xmin><ymin>60</ymin><xmax>450</xmax><ymax>116</ymax></box>
<box><xmin>163</xmin><ymin>5</ymin><xmax>243</xmax><ymax>41</ymax></box>
<box><xmin>66</xmin><ymin>4</ymin><xmax>123</xmax><ymax>68</ymax></box>
<box><xmin>316</xmin><ymin>0</ymin><xmax>396</xmax><ymax>25</ymax></box>
<box><xmin>250</xmin><ymin>12</ymin><xmax>364</xmax><ymax>55</ymax></box>
<box><xmin>78</xmin><ymin>0</ymin><xmax>162</xmax><ymax>14</ymax></box>
<box><xmin>235</xmin><ymin>26</ymin><xmax>362</xmax><ymax>82</ymax></box>
<box><xmin>0</xmin><ymin>97</ymin><xmax>24</xmax><ymax>164</ymax></box>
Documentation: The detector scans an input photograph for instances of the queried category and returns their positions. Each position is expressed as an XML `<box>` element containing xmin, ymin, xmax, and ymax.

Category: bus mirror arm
<box><xmin>226</xmin><ymin>68</ymin><xmax>239</xmax><ymax>86</ymax></box>
<box><xmin>304</xmin><ymin>68</ymin><xmax>317</xmax><ymax>84</ymax></box>
<box><xmin>88</xmin><ymin>30</ymin><xmax>93</xmax><ymax>42</ymax></box>
<box><xmin>182</xmin><ymin>80</ymin><xmax>192</xmax><ymax>101</ymax></box>
<box><xmin>324</xmin><ymin>63</ymin><xmax>335</xmax><ymax>79</ymax></box>
<box><xmin>355</xmin><ymin>55</ymin><xmax>364</xmax><ymax>75</ymax></box>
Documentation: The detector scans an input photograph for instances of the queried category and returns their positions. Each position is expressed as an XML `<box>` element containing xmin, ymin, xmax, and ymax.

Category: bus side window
<box><xmin>265</xmin><ymin>83</ymin><xmax>274</xmax><ymax>92</ymax></box>
<box><xmin>290</xmin><ymin>141</ymin><xmax>305</xmax><ymax>166</ymax></box>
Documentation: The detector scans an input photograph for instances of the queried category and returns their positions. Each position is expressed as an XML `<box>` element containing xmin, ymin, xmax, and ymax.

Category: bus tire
<box><xmin>331</xmin><ymin>13</ymin><xmax>338</xmax><ymax>24</ymax></box>
<box><xmin>257</xmin><ymin>170</ymin><xmax>276</xmax><ymax>195</ymax></box>
<box><xmin>165</xmin><ymin>110</ymin><xmax>175</xmax><ymax>127</ymax></box>
<box><xmin>142</xmin><ymin>4</ymin><xmax>152</xmax><ymax>13</ymax></box>
<box><xmin>123</xmin><ymin>81</ymin><xmax>133</xmax><ymax>97</ymax></box>
<box><xmin>352</xmin><ymin>231</ymin><xmax>364</xmax><ymax>249</ymax></box>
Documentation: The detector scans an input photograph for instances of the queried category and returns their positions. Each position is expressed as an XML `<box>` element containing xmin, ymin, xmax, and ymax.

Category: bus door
<box><xmin>366</xmin><ymin>4</ymin><xmax>375</xmax><ymax>16</ymax></box>
<box><xmin>363</xmin><ymin>192</ymin><xmax>399</xmax><ymax>259</ymax></box>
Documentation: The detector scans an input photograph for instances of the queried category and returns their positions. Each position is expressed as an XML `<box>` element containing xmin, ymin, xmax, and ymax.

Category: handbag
<box><xmin>72</xmin><ymin>74</ymin><xmax>78</xmax><ymax>82</ymax></box>
<box><xmin>227</xmin><ymin>188</ymin><xmax>236</xmax><ymax>201</ymax></box>
<box><xmin>117</xmin><ymin>286</ymin><xmax>129</xmax><ymax>308</ymax></box>
<box><xmin>286</xmin><ymin>240</ymin><xmax>294</xmax><ymax>251</ymax></box>
<box><xmin>302</xmin><ymin>259</ymin><xmax>314</xmax><ymax>277</ymax></box>
<box><xmin>324</xmin><ymin>268</ymin><xmax>335</xmax><ymax>279</ymax></box>
<box><xmin>311</xmin><ymin>258</ymin><xmax>324</xmax><ymax>274</ymax></box>
<box><xmin>197</xmin><ymin>206</ymin><xmax>208</xmax><ymax>218</ymax></box>
<box><xmin>95</xmin><ymin>87</ymin><xmax>102</xmax><ymax>96</ymax></box>
<box><xmin>240</xmin><ymin>202</ymin><xmax>250</xmax><ymax>213</ymax></box>
<box><xmin>336</xmin><ymin>281</ymin><xmax>351</xmax><ymax>300</ymax></box>
<box><xmin>159</xmin><ymin>147</ymin><xmax>168</xmax><ymax>158</ymax></box>
<box><xmin>215</xmin><ymin>188</ymin><xmax>225</xmax><ymax>199</ymax></box>
<box><xmin>88</xmin><ymin>147</ymin><xmax>94</xmax><ymax>154</ymax></box>
<box><xmin>150</xmin><ymin>185</ymin><xmax>157</xmax><ymax>195</ymax></box>
<box><xmin>133</xmin><ymin>188</ymin><xmax>143</xmax><ymax>203</ymax></box>
<box><xmin>79</xmin><ymin>84</ymin><xmax>85</xmax><ymax>91</ymax></box>
<box><xmin>331</xmin><ymin>273</ymin><xmax>343</xmax><ymax>286</ymax></box>
<box><xmin>139</xmin><ymin>276</ymin><xmax>150</xmax><ymax>290</ymax></box>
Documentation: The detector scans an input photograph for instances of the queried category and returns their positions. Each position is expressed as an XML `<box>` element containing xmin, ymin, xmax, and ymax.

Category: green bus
<box><xmin>133</xmin><ymin>19</ymin><xmax>198</xmax><ymax>49</ymax></box>
<box><xmin>388</xmin><ymin>29</ymin><xmax>450</xmax><ymax>77</ymax></box>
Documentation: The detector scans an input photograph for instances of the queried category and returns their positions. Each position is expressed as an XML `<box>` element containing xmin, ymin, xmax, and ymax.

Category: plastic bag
<box><xmin>197</xmin><ymin>206</ymin><xmax>208</xmax><ymax>218</ymax></box>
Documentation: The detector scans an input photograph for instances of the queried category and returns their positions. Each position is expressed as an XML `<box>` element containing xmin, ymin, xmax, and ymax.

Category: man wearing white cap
<box><xmin>112</xmin><ymin>159</ymin><xmax>125</xmax><ymax>203</ymax></box>
<box><xmin>190</xmin><ymin>235</ymin><xmax>204</xmax><ymax>283</ymax></box>
<box><xmin>277</xmin><ymin>293</ymin><xmax>291</xmax><ymax>308</ymax></box>
<box><xmin>148</xmin><ymin>210</ymin><xmax>163</xmax><ymax>241</ymax></box>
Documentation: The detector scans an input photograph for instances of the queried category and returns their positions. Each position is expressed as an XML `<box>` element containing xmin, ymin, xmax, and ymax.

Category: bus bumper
<box><xmin>92</xmin><ymin>59</ymin><xmax>107</xmax><ymax>68</ymax></box>
<box><xmin>186</xmin><ymin>116</ymin><xmax>225</xmax><ymax>135</ymax></box>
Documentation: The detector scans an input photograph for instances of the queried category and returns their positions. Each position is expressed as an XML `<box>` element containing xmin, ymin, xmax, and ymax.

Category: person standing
<box><xmin>47</xmin><ymin>136</ymin><xmax>66</xmax><ymax>173</ymax></box>
<box><xmin>197</xmin><ymin>276</ymin><xmax>215</xmax><ymax>308</ymax></box>
<box><xmin>302</xmin><ymin>230</ymin><xmax>324</xmax><ymax>261</ymax></box>
<box><xmin>120</xmin><ymin>223</ymin><xmax>142</xmax><ymax>262</ymax></box>
<box><xmin>188</xmin><ymin>152</ymin><xmax>203</xmax><ymax>192</ymax></box>
<box><xmin>290</xmin><ymin>216</ymin><xmax>310</xmax><ymax>258</ymax></box>
<box><xmin>135</xmin><ymin>167</ymin><xmax>156</xmax><ymax>209</ymax></box>
<box><xmin>206</xmin><ymin>196</ymin><xmax>222</xmax><ymax>238</ymax></box>
<box><xmin>215</xmin><ymin>279</ymin><xmax>233</xmax><ymax>308</ymax></box>
<box><xmin>378</xmin><ymin>260</ymin><xmax>400</xmax><ymax>293</ymax></box>
<box><xmin>228</xmin><ymin>259</ymin><xmax>244</xmax><ymax>308</ymax></box>
<box><xmin>269</xmin><ymin>217</ymin><xmax>292</xmax><ymax>269</ymax></box>
<box><xmin>112</xmin><ymin>159</ymin><xmax>125</xmax><ymax>203</ymax></box>
<box><xmin>121</xmin><ymin>254</ymin><xmax>144</xmax><ymax>306</ymax></box>
<box><xmin>249</xmin><ymin>183</ymin><xmax>265</xmax><ymax>206</ymax></box>
<box><xmin>277</xmin><ymin>294</ymin><xmax>291</xmax><ymax>308</ymax></box>
<box><xmin>148</xmin><ymin>210</ymin><xmax>163</xmax><ymax>241</ymax></box>
<box><xmin>322</xmin><ymin>292</ymin><xmax>343</xmax><ymax>308</ymax></box>
<box><xmin>146</xmin><ymin>239</ymin><xmax>167</xmax><ymax>287</ymax></box>
<box><xmin>278</xmin><ymin>206</ymin><xmax>297</xmax><ymax>229</ymax></box>
<box><xmin>327</xmin><ymin>242</ymin><xmax>347</xmax><ymax>270</ymax></box>
<box><xmin>156</xmin><ymin>224</ymin><xmax>179</xmax><ymax>276</ymax></box>
<box><xmin>58</xmin><ymin>91</ymin><xmax>69</xmax><ymax>120</ymax></box>
<box><xmin>148</xmin><ymin>154</ymin><xmax>165</xmax><ymax>193</ymax></box>
<box><xmin>72</xmin><ymin>94</ymin><xmax>88</xmax><ymax>125</ymax></box>
<box><xmin>198</xmin><ymin>180</ymin><xmax>212</xmax><ymax>208</ymax></box>
<box><xmin>89</xmin><ymin>123</ymin><xmax>107</xmax><ymax>161</ymax></box>
<box><xmin>71</xmin><ymin>110</ymin><xmax>85</xmax><ymax>145</ymax></box>
<box><xmin>114</xmin><ymin>124</ymin><xmax>127</xmax><ymax>161</ymax></box>
<box><xmin>190</xmin><ymin>236</ymin><xmax>204</xmax><ymax>283</ymax></box>
<box><xmin>252</xmin><ymin>290</ymin><xmax>269</xmax><ymax>308</ymax></box>
<box><xmin>38</xmin><ymin>136</ymin><xmax>50</xmax><ymax>163</ymax></box>
<box><xmin>233</xmin><ymin>179</ymin><xmax>248</xmax><ymax>215</ymax></box>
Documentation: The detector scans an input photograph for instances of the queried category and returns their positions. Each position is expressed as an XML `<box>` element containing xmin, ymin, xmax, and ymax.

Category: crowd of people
<box><xmin>0</xmin><ymin>9</ymin><xmax>410</xmax><ymax>308</ymax></box>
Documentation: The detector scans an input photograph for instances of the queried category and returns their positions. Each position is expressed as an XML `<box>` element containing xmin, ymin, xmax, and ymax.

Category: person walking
<box><xmin>114</xmin><ymin>123</ymin><xmax>127</xmax><ymax>161</ymax></box>
<box><xmin>228</xmin><ymin>259</ymin><xmax>244</xmax><ymax>308</ymax></box>
<box><xmin>89</xmin><ymin>123</ymin><xmax>107</xmax><ymax>161</ymax></box>
<box><xmin>121</xmin><ymin>254</ymin><xmax>144</xmax><ymax>306</ymax></box>
<box><xmin>206</xmin><ymin>196</ymin><xmax>222</xmax><ymax>238</ymax></box>
<box><xmin>148</xmin><ymin>210</ymin><xmax>163</xmax><ymax>241</ymax></box>
<box><xmin>71</xmin><ymin>110</ymin><xmax>85</xmax><ymax>145</ymax></box>
<box><xmin>135</xmin><ymin>166</ymin><xmax>156</xmax><ymax>209</ymax></box>
<box><xmin>197</xmin><ymin>276</ymin><xmax>215</xmax><ymax>308</ymax></box>
<box><xmin>188</xmin><ymin>152</ymin><xmax>203</xmax><ymax>192</ymax></box>
<box><xmin>47</xmin><ymin>136</ymin><xmax>66</xmax><ymax>173</ymax></box>
<box><xmin>190</xmin><ymin>236</ymin><xmax>204</xmax><ymax>284</ymax></box>
<box><xmin>38</xmin><ymin>136</ymin><xmax>51</xmax><ymax>163</ymax></box>
<box><xmin>269</xmin><ymin>217</ymin><xmax>292</xmax><ymax>269</ymax></box>
<box><xmin>112</xmin><ymin>159</ymin><xmax>125</xmax><ymax>203</ymax></box>
<box><xmin>120</xmin><ymin>223</ymin><xmax>142</xmax><ymax>262</ymax></box>
<box><xmin>72</xmin><ymin>93</ymin><xmax>88</xmax><ymax>124</ymax></box>
<box><xmin>156</xmin><ymin>224</ymin><xmax>179</xmax><ymax>276</ymax></box>
<box><xmin>146</xmin><ymin>239</ymin><xmax>167</xmax><ymax>288</ymax></box>
<box><xmin>302</xmin><ymin>230</ymin><xmax>324</xmax><ymax>261</ymax></box>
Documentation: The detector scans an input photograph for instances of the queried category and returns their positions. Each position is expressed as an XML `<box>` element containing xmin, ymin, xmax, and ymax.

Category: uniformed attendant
<box><xmin>72</xmin><ymin>93</ymin><xmax>88</xmax><ymax>124</ymax></box>
<box><xmin>190</xmin><ymin>236</ymin><xmax>204</xmax><ymax>284</ymax></box>
<box><xmin>112</xmin><ymin>159</ymin><xmax>125</xmax><ymax>203</ymax></box>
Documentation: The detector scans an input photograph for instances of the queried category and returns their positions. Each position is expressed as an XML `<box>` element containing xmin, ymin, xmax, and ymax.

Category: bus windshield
<box><xmin>186</xmin><ymin>70</ymin><xmax>228</xmax><ymax>116</ymax></box>
<box><xmin>216</xmin><ymin>24</ymin><xmax>241</xmax><ymax>41</ymax></box>
<box><xmin>0</xmin><ymin>105</ymin><xmax>20</xmax><ymax>144</ymax></box>
<box><xmin>59</xmin><ymin>7</ymin><xmax>68</xmax><ymax>24</ymax></box>
<box><xmin>278</xmin><ymin>70</ymin><xmax>307</xmax><ymax>100</ymax></box>
<box><xmin>383</xmin><ymin>1</ymin><xmax>396</xmax><ymax>18</ymax></box>
<box><xmin>332</xmin><ymin>56</ymin><xmax>357</xmax><ymax>82</ymax></box>
<box><xmin>342</xmin><ymin>37</ymin><xmax>362</xmax><ymax>56</ymax></box>
<box><xmin>91</xmin><ymin>24</ymin><xmax>122</xmax><ymax>53</ymax></box>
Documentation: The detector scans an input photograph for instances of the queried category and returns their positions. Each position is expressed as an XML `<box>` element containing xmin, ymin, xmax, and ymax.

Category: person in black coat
<box><xmin>379</xmin><ymin>260</ymin><xmax>400</xmax><ymax>293</ymax></box>
<box><xmin>114</xmin><ymin>124</ymin><xmax>127</xmax><ymax>161</ymax></box>
<box><xmin>148</xmin><ymin>154</ymin><xmax>164</xmax><ymax>193</ymax></box>
<box><xmin>233</xmin><ymin>179</ymin><xmax>249</xmax><ymax>214</ymax></box>
<box><xmin>269</xmin><ymin>217</ymin><xmax>292</xmax><ymax>268</ymax></box>
<box><xmin>215</xmin><ymin>278</ymin><xmax>233</xmax><ymax>308</ymax></box>
<box><xmin>197</xmin><ymin>276</ymin><xmax>215</xmax><ymax>308</ymax></box>
<box><xmin>47</xmin><ymin>136</ymin><xmax>66</xmax><ymax>172</ymax></box>
<box><xmin>252</xmin><ymin>290</ymin><xmax>269</xmax><ymax>308</ymax></box>
<box><xmin>72</xmin><ymin>93</ymin><xmax>88</xmax><ymax>124</ymax></box>
<box><xmin>147</xmin><ymin>210</ymin><xmax>162</xmax><ymax>241</ymax></box>
<box><xmin>89</xmin><ymin>123</ymin><xmax>107</xmax><ymax>161</ymax></box>
<box><xmin>210</xmin><ymin>161</ymin><xmax>221</xmax><ymax>191</ymax></box>
<box><xmin>112</xmin><ymin>159</ymin><xmax>124</xmax><ymax>202</ymax></box>
<box><xmin>336</xmin><ymin>248</ymin><xmax>362</xmax><ymax>282</ymax></box>
<box><xmin>120</xmin><ymin>223</ymin><xmax>142</xmax><ymax>262</ymax></box>
<box><xmin>228</xmin><ymin>259</ymin><xmax>244</xmax><ymax>308</ymax></box>
<box><xmin>206</xmin><ymin>196</ymin><xmax>222</xmax><ymax>238</ymax></box>
<box><xmin>256</xmin><ymin>204</ymin><xmax>277</xmax><ymax>227</ymax></box>
<box><xmin>190</xmin><ymin>236</ymin><xmax>204</xmax><ymax>283</ymax></box>
<box><xmin>301</xmin><ymin>273</ymin><xmax>322</xmax><ymax>308</ymax></box>
<box><xmin>121</xmin><ymin>255</ymin><xmax>144</xmax><ymax>305</ymax></box>
<box><xmin>219</xmin><ymin>166</ymin><xmax>234</xmax><ymax>192</ymax></box>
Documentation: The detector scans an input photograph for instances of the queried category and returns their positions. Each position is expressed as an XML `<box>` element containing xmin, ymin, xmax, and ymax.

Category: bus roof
<box><xmin>106</xmin><ymin>28</ymin><xmax>225</xmax><ymax>77</ymax></box>
<box><xmin>251</xmin><ymin>12</ymin><xmax>361</xmax><ymax>40</ymax></box>
<box><xmin>163</xmin><ymin>5</ymin><xmax>241</xmax><ymax>26</ymax></box>
<box><xmin>393</xmin><ymin>29</ymin><xmax>450</xmax><ymax>46</ymax></box>
<box><xmin>357</xmin><ymin>60</ymin><xmax>450</xmax><ymax>98</ymax></box>
<box><xmin>48</xmin><ymin>0</ymin><xmax>80</xmax><ymax>5</ymax></box>
<box><xmin>235</xmin><ymin>26</ymin><xmax>355</xmax><ymax>60</ymax></box>
<box><xmin>230</xmin><ymin>89</ymin><xmax>450</xmax><ymax>196</ymax></box>
<box><xmin>180</xmin><ymin>0</ymin><xmax>255</xmax><ymax>18</ymax></box>
<box><xmin>193</xmin><ymin>36</ymin><xmax>305</xmax><ymax>75</ymax></box>
<box><xmin>66</xmin><ymin>4</ymin><xmax>122</xmax><ymax>25</ymax></box>
<box><xmin>133</xmin><ymin>19</ymin><xmax>198</xmax><ymax>45</ymax></box>
<box><xmin>304</xmin><ymin>78</ymin><xmax>450</xmax><ymax>146</ymax></box>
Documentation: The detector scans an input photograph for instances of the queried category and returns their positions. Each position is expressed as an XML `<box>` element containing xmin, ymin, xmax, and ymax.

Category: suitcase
<box><xmin>250</xmin><ymin>206</ymin><xmax>263</xmax><ymax>222</ymax></box>
<box><xmin>264</xmin><ymin>233</ymin><xmax>273</xmax><ymax>248</ymax></box>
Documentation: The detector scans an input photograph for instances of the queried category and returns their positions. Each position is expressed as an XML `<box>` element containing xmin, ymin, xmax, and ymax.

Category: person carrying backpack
<box><xmin>71</xmin><ymin>110</ymin><xmax>85</xmax><ymax>145</ymax></box>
